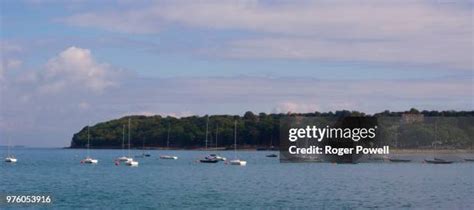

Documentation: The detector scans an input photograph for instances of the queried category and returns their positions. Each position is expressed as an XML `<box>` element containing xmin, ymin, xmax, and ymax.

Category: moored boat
<box><xmin>4</xmin><ymin>138</ymin><xmax>17</xmax><ymax>163</ymax></box>
<box><xmin>160</xmin><ymin>122</ymin><xmax>178</xmax><ymax>160</ymax></box>
<box><xmin>5</xmin><ymin>156</ymin><xmax>17</xmax><ymax>163</ymax></box>
<box><xmin>207</xmin><ymin>154</ymin><xmax>226</xmax><ymax>161</ymax></box>
<box><xmin>125</xmin><ymin>118</ymin><xmax>139</xmax><ymax>167</ymax></box>
<box><xmin>82</xmin><ymin>125</ymin><xmax>98</xmax><ymax>164</ymax></box>
<box><xmin>160</xmin><ymin>155</ymin><xmax>178</xmax><ymax>160</ymax></box>
<box><xmin>229</xmin><ymin>159</ymin><xmax>247</xmax><ymax>166</ymax></box>
<box><xmin>388</xmin><ymin>158</ymin><xmax>411</xmax><ymax>163</ymax></box>
<box><xmin>117</xmin><ymin>125</ymin><xmax>132</xmax><ymax>162</ymax></box>
<box><xmin>229</xmin><ymin>120</ymin><xmax>247</xmax><ymax>166</ymax></box>
<box><xmin>125</xmin><ymin>159</ymin><xmax>139</xmax><ymax>166</ymax></box>
<box><xmin>199</xmin><ymin>158</ymin><xmax>219</xmax><ymax>163</ymax></box>
<box><xmin>425</xmin><ymin>159</ymin><xmax>453</xmax><ymax>164</ymax></box>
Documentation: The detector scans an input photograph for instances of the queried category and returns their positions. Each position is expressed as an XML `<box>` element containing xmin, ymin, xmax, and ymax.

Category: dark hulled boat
<box><xmin>199</xmin><ymin>158</ymin><xmax>219</xmax><ymax>163</ymax></box>
<box><xmin>425</xmin><ymin>158</ymin><xmax>453</xmax><ymax>164</ymax></box>
<box><xmin>389</xmin><ymin>158</ymin><xmax>411</xmax><ymax>163</ymax></box>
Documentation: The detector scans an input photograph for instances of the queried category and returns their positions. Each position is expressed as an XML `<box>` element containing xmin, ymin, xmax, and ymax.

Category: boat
<box><xmin>207</xmin><ymin>124</ymin><xmax>226</xmax><ymax>161</ymax></box>
<box><xmin>464</xmin><ymin>158</ymin><xmax>474</xmax><ymax>162</ymax></box>
<box><xmin>160</xmin><ymin>122</ymin><xmax>178</xmax><ymax>160</ymax></box>
<box><xmin>125</xmin><ymin>118</ymin><xmax>138</xmax><ymax>167</ymax></box>
<box><xmin>83</xmin><ymin>157</ymin><xmax>98</xmax><ymax>164</ymax></box>
<box><xmin>117</xmin><ymin>125</ymin><xmax>132</xmax><ymax>162</ymax></box>
<box><xmin>388</xmin><ymin>158</ymin><xmax>411</xmax><ymax>163</ymax></box>
<box><xmin>4</xmin><ymin>138</ymin><xmax>17</xmax><ymax>163</ymax></box>
<box><xmin>198</xmin><ymin>116</ymin><xmax>216</xmax><ymax>163</ymax></box>
<box><xmin>118</xmin><ymin>156</ymin><xmax>133</xmax><ymax>162</ymax></box>
<box><xmin>229</xmin><ymin>120</ymin><xmax>247</xmax><ymax>166</ymax></box>
<box><xmin>160</xmin><ymin>155</ymin><xmax>178</xmax><ymax>160</ymax></box>
<box><xmin>424</xmin><ymin>122</ymin><xmax>452</xmax><ymax>164</ymax></box>
<box><xmin>199</xmin><ymin>158</ymin><xmax>219</xmax><ymax>163</ymax></box>
<box><xmin>230</xmin><ymin>159</ymin><xmax>247</xmax><ymax>165</ymax></box>
<box><xmin>139</xmin><ymin>138</ymin><xmax>151</xmax><ymax>157</ymax></box>
<box><xmin>125</xmin><ymin>159</ymin><xmax>139</xmax><ymax>166</ymax></box>
<box><xmin>425</xmin><ymin>159</ymin><xmax>453</xmax><ymax>164</ymax></box>
<box><xmin>5</xmin><ymin>156</ymin><xmax>17</xmax><ymax>163</ymax></box>
<box><xmin>266</xmin><ymin>154</ymin><xmax>278</xmax><ymax>158</ymax></box>
<box><xmin>82</xmin><ymin>125</ymin><xmax>98</xmax><ymax>164</ymax></box>
<box><xmin>207</xmin><ymin>154</ymin><xmax>226</xmax><ymax>161</ymax></box>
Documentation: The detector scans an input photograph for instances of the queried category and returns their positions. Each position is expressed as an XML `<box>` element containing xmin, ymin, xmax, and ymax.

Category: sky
<box><xmin>0</xmin><ymin>0</ymin><xmax>473</xmax><ymax>147</ymax></box>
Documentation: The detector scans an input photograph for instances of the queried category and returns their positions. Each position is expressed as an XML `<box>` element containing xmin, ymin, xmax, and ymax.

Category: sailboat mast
<box><xmin>87</xmin><ymin>125</ymin><xmax>90</xmax><ymax>157</ymax></box>
<box><xmin>122</xmin><ymin>125</ymin><xmax>125</xmax><ymax>155</ymax></box>
<box><xmin>7</xmin><ymin>137</ymin><xmax>10</xmax><ymax>157</ymax></box>
<box><xmin>215</xmin><ymin>124</ymin><xmax>218</xmax><ymax>149</ymax></box>
<box><xmin>234</xmin><ymin>120</ymin><xmax>237</xmax><ymax>158</ymax></box>
<box><xmin>128</xmin><ymin>118</ymin><xmax>131</xmax><ymax>157</ymax></box>
<box><xmin>205</xmin><ymin>115</ymin><xmax>209</xmax><ymax>150</ymax></box>
<box><xmin>167</xmin><ymin>123</ymin><xmax>170</xmax><ymax>149</ymax></box>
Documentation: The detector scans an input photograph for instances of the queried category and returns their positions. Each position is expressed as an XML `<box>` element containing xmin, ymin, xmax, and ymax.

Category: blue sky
<box><xmin>0</xmin><ymin>0</ymin><xmax>472</xmax><ymax>147</ymax></box>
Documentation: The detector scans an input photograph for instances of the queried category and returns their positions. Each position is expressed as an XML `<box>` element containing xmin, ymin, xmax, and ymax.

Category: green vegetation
<box><xmin>70</xmin><ymin>109</ymin><xmax>474</xmax><ymax>149</ymax></box>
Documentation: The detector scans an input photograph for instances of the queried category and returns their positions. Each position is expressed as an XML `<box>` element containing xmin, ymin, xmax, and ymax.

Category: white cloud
<box><xmin>272</xmin><ymin>102</ymin><xmax>320</xmax><ymax>114</ymax></box>
<box><xmin>39</xmin><ymin>46</ymin><xmax>120</xmax><ymax>94</ymax></box>
<box><xmin>78</xmin><ymin>101</ymin><xmax>90</xmax><ymax>110</ymax></box>
<box><xmin>0</xmin><ymin>41</ymin><xmax>24</xmax><ymax>81</ymax></box>
<box><xmin>61</xmin><ymin>0</ymin><xmax>473</xmax><ymax>69</ymax></box>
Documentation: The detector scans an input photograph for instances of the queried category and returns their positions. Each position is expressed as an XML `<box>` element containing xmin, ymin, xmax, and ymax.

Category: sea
<box><xmin>1</xmin><ymin>148</ymin><xmax>473</xmax><ymax>209</ymax></box>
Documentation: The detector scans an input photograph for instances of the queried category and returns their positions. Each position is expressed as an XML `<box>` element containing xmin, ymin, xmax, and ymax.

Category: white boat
<box><xmin>160</xmin><ymin>155</ymin><xmax>178</xmax><ymax>160</ymax></box>
<box><xmin>160</xmin><ymin>122</ymin><xmax>178</xmax><ymax>160</ymax></box>
<box><xmin>125</xmin><ymin>159</ymin><xmax>139</xmax><ymax>166</ymax></box>
<box><xmin>208</xmin><ymin>154</ymin><xmax>226</xmax><ymax>161</ymax></box>
<box><xmin>5</xmin><ymin>156</ymin><xmax>17</xmax><ymax>163</ymax></box>
<box><xmin>82</xmin><ymin>125</ymin><xmax>98</xmax><ymax>164</ymax></box>
<box><xmin>83</xmin><ymin>157</ymin><xmax>98</xmax><ymax>164</ymax></box>
<box><xmin>229</xmin><ymin>120</ymin><xmax>247</xmax><ymax>166</ymax></box>
<box><xmin>4</xmin><ymin>138</ymin><xmax>17</xmax><ymax>163</ymax></box>
<box><xmin>117</xmin><ymin>125</ymin><xmax>132</xmax><ymax>162</ymax></box>
<box><xmin>126</xmin><ymin>118</ymin><xmax>138</xmax><ymax>166</ymax></box>
<box><xmin>230</xmin><ymin>159</ymin><xmax>247</xmax><ymax>166</ymax></box>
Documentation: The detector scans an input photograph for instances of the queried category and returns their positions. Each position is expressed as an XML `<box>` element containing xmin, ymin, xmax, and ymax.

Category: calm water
<box><xmin>1</xmin><ymin>148</ymin><xmax>473</xmax><ymax>209</ymax></box>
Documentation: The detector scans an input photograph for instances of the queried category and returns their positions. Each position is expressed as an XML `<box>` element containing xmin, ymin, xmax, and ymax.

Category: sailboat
<box><xmin>125</xmin><ymin>118</ymin><xmax>139</xmax><ymax>167</ymax></box>
<box><xmin>205</xmin><ymin>115</ymin><xmax>209</xmax><ymax>150</ymax></box>
<box><xmin>117</xmin><ymin>125</ymin><xmax>132</xmax><ymax>162</ymax></box>
<box><xmin>160</xmin><ymin>122</ymin><xmax>178</xmax><ymax>160</ymax></box>
<box><xmin>208</xmin><ymin>124</ymin><xmax>226</xmax><ymax>161</ymax></box>
<box><xmin>4</xmin><ymin>137</ymin><xmax>17</xmax><ymax>163</ymax></box>
<box><xmin>266</xmin><ymin>135</ymin><xmax>278</xmax><ymax>158</ymax></box>
<box><xmin>136</xmin><ymin>138</ymin><xmax>151</xmax><ymax>158</ymax></box>
<box><xmin>425</xmin><ymin>121</ymin><xmax>452</xmax><ymax>164</ymax></box>
<box><xmin>229</xmin><ymin>120</ymin><xmax>247</xmax><ymax>166</ymax></box>
<box><xmin>200</xmin><ymin>116</ymin><xmax>219</xmax><ymax>163</ymax></box>
<box><xmin>82</xmin><ymin>125</ymin><xmax>98</xmax><ymax>164</ymax></box>
<box><xmin>388</xmin><ymin>128</ymin><xmax>411</xmax><ymax>162</ymax></box>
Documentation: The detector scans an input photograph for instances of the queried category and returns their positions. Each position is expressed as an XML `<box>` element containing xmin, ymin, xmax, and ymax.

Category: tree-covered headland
<box><xmin>70</xmin><ymin>109</ymin><xmax>474</xmax><ymax>149</ymax></box>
